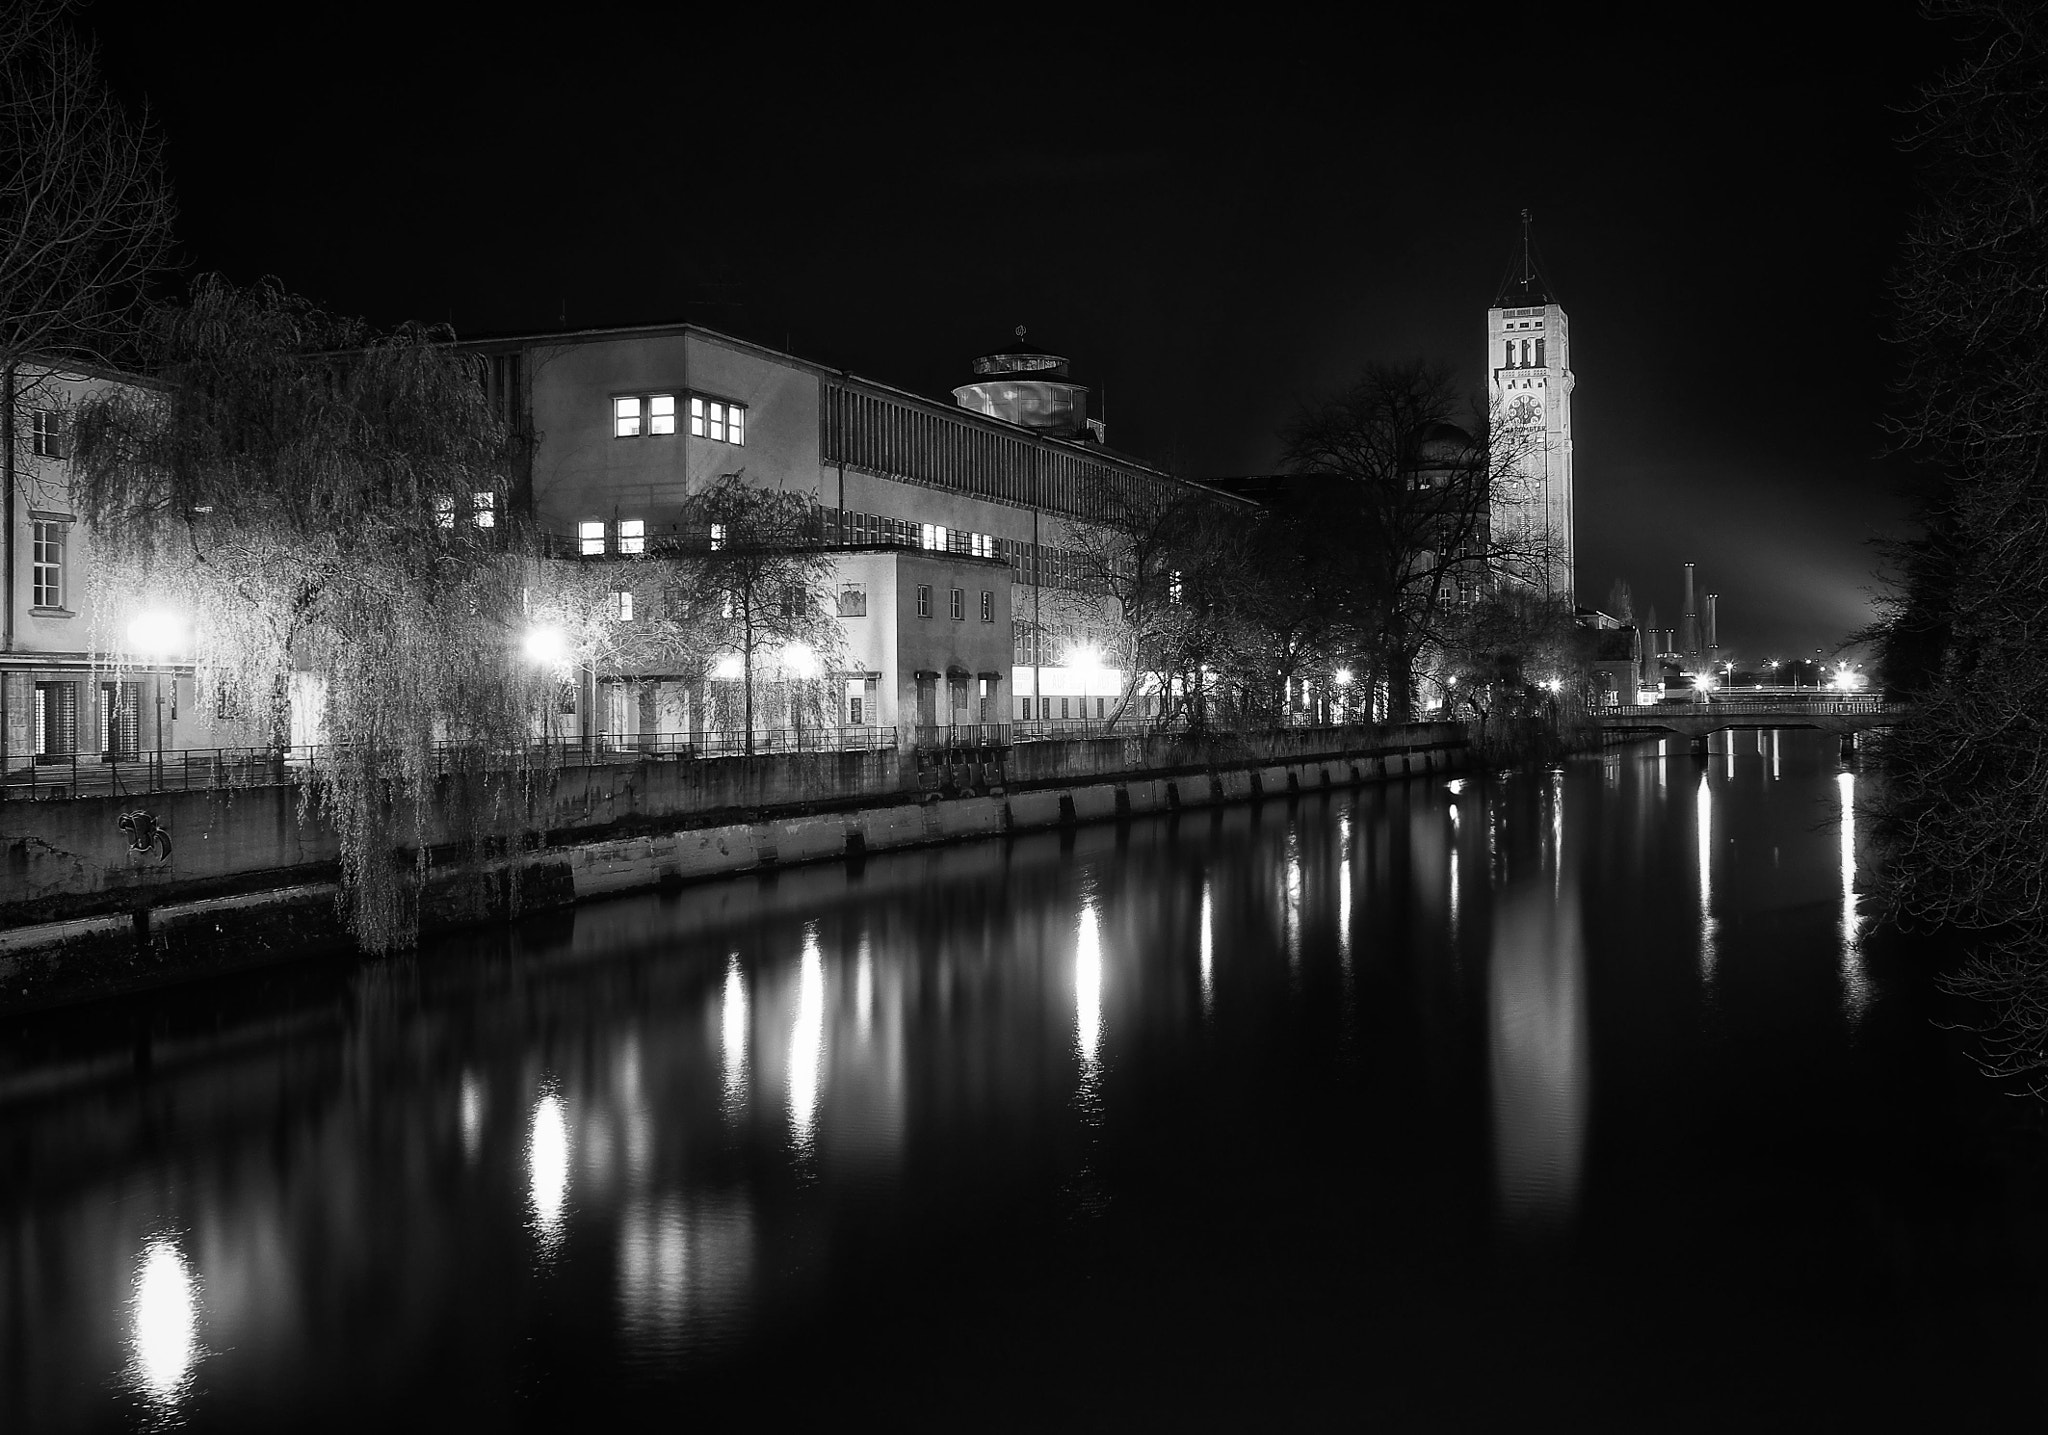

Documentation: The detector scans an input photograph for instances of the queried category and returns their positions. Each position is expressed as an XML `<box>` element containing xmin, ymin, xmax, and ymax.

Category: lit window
<box><xmin>981</xmin><ymin>590</ymin><xmax>994</xmax><ymax>622</ymax></box>
<box><xmin>690</xmin><ymin>397</ymin><xmax>747</xmax><ymax>444</ymax></box>
<box><xmin>613</xmin><ymin>589</ymin><xmax>633</xmax><ymax>621</ymax></box>
<box><xmin>916</xmin><ymin>584</ymin><xmax>932</xmax><ymax>618</ymax></box>
<box><xmin>472</xmin><ymin>491</ymin><xmax>496</xmax><ymax>529</ymax></box>
<box><xmin>31</xmin><ymin>521</ymin><xmax>65</xmax><ymax>608</ymax></box>
<box><xmin>971</xmin><ymin>532</ymin><xmax>994</xmax><ymax>558</ymax></box>
<box><xmin>649</xmin><ymin>394</ymin><xmax>676</xmax><ymax>435</ymax></box>
<box><xmin>618</xmin><ymin>519</ymin><xmax>645</xmax><ymax>555</ymax></box>
<box><xmin>710</xmin><ymin>522</ymin><xmax>726</xmax><ymax>551</ymax></box>
<box><xmin>613</xmin><ymin>397</ymin><xmax>642</xmax><ymax>437</ymax></box>
<box><xmin>579</xmin><ymin>520</ymin><xmax>606</xmax><ymax>556</ymax></box>
<box><xmin>951</xmin><ymin>588</ymin><xmax>964</xmax><ymax>621</ymax></box>
<box><xmin>1169</xmin><ymin>570</ymin><xmax>1184</xmax><ymax>605</ymax></box>
<box><xmin>434</xmin><ymin>497</ymin><xmax>455</xmax><ymax>530</ymax></box>
<box><xmin>31</xmin><ymin>409</ymin><xmax>62</xmax><ymax>458</ymax></box>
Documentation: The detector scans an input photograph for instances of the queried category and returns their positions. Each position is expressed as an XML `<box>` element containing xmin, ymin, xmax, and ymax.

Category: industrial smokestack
<box><xmin>1681</xmin><ymin>563</ymin><xmax>1698</xmax><ymax>666</ymax></box>
<box><xmin>1705</xmin><ymin>594</ymin><xmax>1719</xmax><ymax>659</ymax></box>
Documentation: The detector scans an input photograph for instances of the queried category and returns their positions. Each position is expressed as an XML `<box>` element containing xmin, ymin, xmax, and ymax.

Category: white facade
<box><xmin>1487</xmin><ymin>298</ymin><xmax>1576</xmax><ymax>604</ymax></box>
<box><xmin>473</xmin><ymin>324</ymin><xmax>1231</xmax><ymax>736</ymax></box>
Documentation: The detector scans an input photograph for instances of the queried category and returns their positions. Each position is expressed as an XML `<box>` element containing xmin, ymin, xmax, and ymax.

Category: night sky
<box><xmin>84</xmin><ymin>2</ymin><xmax>1941</xmax><ymax>663</ymax></box>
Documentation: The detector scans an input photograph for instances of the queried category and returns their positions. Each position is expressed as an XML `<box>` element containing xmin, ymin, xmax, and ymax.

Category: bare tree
<box><xmin>1280</xmin><ymin>361</ymin><xmax>1535</xmax><ymax>722</ymax></box>
<box><xmin>1067</xmin><ymin>485</ymin><xmax>1271</xmax><ymax>735</ymax></box>
<box><xmin>664</xmin><ymin>472</ymin><xmax>842</xmax><ymax>753</ymax></box>
<box><xmin>1</xmin><ymin>0</ymin><xmax>173</xmax><ymax>374</ymax></box>
<box><xmin>1865</xmin><ymin>1</ymin><xmax>2048</xmax><ymax>1090</ymax></box>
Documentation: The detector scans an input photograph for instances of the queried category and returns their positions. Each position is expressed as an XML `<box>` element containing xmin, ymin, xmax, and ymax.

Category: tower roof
<box><xmin>1492</xmin><ymin>208</ymin><xmax>1559</xmax><ymax>309</ymax></box>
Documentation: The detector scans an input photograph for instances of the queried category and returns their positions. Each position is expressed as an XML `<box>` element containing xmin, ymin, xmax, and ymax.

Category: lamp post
<box><xmin>781</xmin><ymin>641</ymin><xmax>820</xmax><ymax>748</ymax></box>
<box><xmin>126</xmin><ymin>611</ymin><xmax>187</xmax><ymax>788</ymax></box>
<box><xmin>1072</xmin><ymin>644</ymin><xmax>1101</xmax><ymax>732</ymax></box>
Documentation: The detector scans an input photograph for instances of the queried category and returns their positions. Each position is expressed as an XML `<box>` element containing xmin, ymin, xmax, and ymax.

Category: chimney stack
<box><xmin>1705</xmin><ymin>594</ymin><xmax>1719</xmax><ymax>662</ymax></box>
<box><xmin>1681</xmin><ymin>563</ymin><xmax>1699</xmax><ymax>667</ymax></box>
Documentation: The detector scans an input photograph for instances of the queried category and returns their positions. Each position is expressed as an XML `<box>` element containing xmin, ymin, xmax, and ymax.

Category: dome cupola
<box><xmin>952</xmin><ymin>326</ymin><xmax>1092</xmax><ymax>439</ymax></box>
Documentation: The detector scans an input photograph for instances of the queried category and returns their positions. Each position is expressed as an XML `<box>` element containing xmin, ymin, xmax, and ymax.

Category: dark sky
<box><xmin>85</xmin><ymin>1</ymin><xmax>1942</xmax><ymax>664</ymax></box>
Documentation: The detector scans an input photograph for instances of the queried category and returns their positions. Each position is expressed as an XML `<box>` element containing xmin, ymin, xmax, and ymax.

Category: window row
<box><xmin>27</xmin><ymin>679</ymin><xmax>145</xmax><ymax>757</ymax></box>
<box><xmin>1502</xmin><ymin>337</ymin><xmax>1546</xmax><ymax>369</ymax></box>
<box><xmin>835</xmin><ymin>507</ymin><xmax>1088</xmax><ymax>591</ymax></box>
<box><xmin>612</xmin><ymin>393</ymin><xmax>747</xmax><ymax>445</ymax></box>
<box><xmin>914</xmin><ymin>585</ymin><xmax>997</xmax><ymax>621</ymax></box>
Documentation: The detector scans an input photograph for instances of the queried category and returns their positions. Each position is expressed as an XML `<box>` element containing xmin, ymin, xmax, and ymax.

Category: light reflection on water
<box><xmin>1839</xmin><ymin>770</ymin><xmax>1870</xmax><ymax>1024</ymax></box>
<box><xmin>0</xmin><ymin>731</ymin><xmax>1915</xmax><ymax>1426</ymax></box>
<box><xmin>129</xmin><ymin>1235</ymin><xmax>199</xmax><ymax>1413</ymax></box>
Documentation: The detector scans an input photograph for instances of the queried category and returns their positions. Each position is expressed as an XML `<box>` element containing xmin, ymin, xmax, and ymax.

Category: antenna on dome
<box><xmin>1521</xmin><ymin>208</ymin><xmax>1534</xmax><ymax>285</ymax></box>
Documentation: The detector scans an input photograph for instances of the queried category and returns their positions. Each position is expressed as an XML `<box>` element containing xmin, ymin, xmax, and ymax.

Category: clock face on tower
<box><xmin>1508</xmin><ymin>394</ymin><xmax>1542</xmax><ymax>427</ymax></box>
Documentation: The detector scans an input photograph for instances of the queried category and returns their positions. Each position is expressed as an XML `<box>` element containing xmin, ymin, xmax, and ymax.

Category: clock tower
<box><xmin>1487</xmin><ymin>210</ymin><xmax>1576</xmax><ymax>604</ymax></box>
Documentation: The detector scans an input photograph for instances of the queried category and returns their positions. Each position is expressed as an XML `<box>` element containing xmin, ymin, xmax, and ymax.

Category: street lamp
<box><xmin>126</xmin><ymin>610</ymin><xmax>187</xmax><ymax>785</ymax></box>
<box><xmin>1071</xmin><ymin>644</ymin><xmax>1102</xmax><ymax>729</ymax></box>
<box><xmin>781</xmin><ymin>641</ymin><xmax>821</xmax><ymax>746</ymax></box>
<box><xmin>1334</xmin><ymin>667</ymin><xmax>1353</xmax><ymax>722</ymax></box>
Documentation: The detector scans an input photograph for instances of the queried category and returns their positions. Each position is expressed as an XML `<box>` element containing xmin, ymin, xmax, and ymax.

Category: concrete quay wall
<box><xmin>0</xmin><ymin>731</ymin><xmax>1469</xmax><ymax>1015</ymax></box>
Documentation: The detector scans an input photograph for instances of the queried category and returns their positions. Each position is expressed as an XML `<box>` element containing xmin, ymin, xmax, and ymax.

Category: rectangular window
<box><xmin>34</xmin><ymin>681</ymin><xmax>77</xmax><ymax>756</ymax></box>
<box><xmin>613</xmin><ymin>396</ymin><xmax>643</xmax><ymax>437</ymax></box>
<box><xmin>691</xmin><ymin>397</ymin><xmax>747</xmax><ymax>444</ymax></box>
<box><xmin>618</xmin><ymin>519</ymin><xmax>645</xmax><ymax>554</ymax></box>
<box><xmin>434</xmin><ymin>497</ymin><xmax>455</xmax><ymax>530</ymax></box>
<box><xmin>970</xmin><ymin>532</ymin><xmax>993</xmax><ymax>559</ymax></box>
<box><xmin>31</xmin><ymin>409</ymin><xmax>63</xmax><ymax>459</ymax></box>
<box><xmin>1521</xmin><ymin>339</ymin><xmax>1531</xmax><ymax>367</ymax></box>
<box><xmin>31</xmin><ymin>521</ymin><xmax>64</xmax><ymax>608</ymax></box>
<box><xmin>1061</xmin><ymin>697</ymin><xmax>1071</xmax><ymax>719</ymax></box>
<box><xmin>100</xmin><ymin>681</ymin><xmax>140</xmax><ymax>758</ymax></box>
<box><xmin>837</xmin><ymin>583</ymin><xmax>867</xmax><ymax>617</ymax></box>
<box><xmin>950</xmin><ymin>588</ymin><xmax>964</xmax><ymax>621</ymax></box>
<box><xmin>980</xmin><ymin>590</ymin><xmax>994</xmax><ymax>622</ymax></box>
<box><xmin>1503</xmin><ymin>340</ymin><xmax>1514</xmax><ymax>368</ymax></box>
<box><xmin>710</xmin><ymin>522</ymin><xmax>726</xmax><ymax>551</ymax></box>
<box><xmin>1097</xmin><ymin>697</ymin><xmax>1105</xmax><ymax>718</ymax></box>
<box><xmin>1535</xmin><ymin>338</ymin><xmax>1546</xmax><ymax>367</ymax></box>
<box><xmin>916</xmin><ymin>584</ymin><xmax>932</xmax><ymax>618</ymax></box>
<box><xmin>613</xmin><ymin>589</ymin><xmax>633</xmax><ymax>621</ymax></box>
<box><xmin>649</xmin><ymin>394</ymin><xmax>676</xmax><ymax>435</ymax></box>
<box><xmin>850</xmin><ymin>696</ymin><xmax>863</xmax><ymax>726</ymax></box>
<box><xmin>579</xmin><ymin>520</ymin><xmax>606</xmax><ymax>557</ymax></box>
<box><xmin>472</xmin><ymin>491</ymin><xmax>496</xmax><ymax>529</ymax></box>
<box><xmin>558</xmin><ymin>681</ymin><xmax>578</xmax><ymax>715</ymax></box>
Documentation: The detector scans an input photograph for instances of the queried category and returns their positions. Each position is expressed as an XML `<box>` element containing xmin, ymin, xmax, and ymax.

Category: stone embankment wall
<box><xmin>0</xmin><ymin>725</ymin><xmax>1467</xmax><ymax>1014</ymax></box>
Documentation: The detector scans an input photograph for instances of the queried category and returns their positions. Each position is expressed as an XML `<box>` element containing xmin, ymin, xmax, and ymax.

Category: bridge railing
<box><xmin>1603</xmin><ymin>698</ymin><xmax>1903</xmax><ymax>718</ymax></box>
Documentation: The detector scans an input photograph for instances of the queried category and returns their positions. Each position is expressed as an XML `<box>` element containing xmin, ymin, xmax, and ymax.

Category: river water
<box><xmin>2</xmin><ymin>731</ymin><xmax>2043</xmax><ymax>1430</ymax></box>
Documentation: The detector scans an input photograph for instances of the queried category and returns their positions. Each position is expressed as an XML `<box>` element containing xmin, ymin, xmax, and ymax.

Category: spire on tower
<box><xmin>1492</xmin><ymin>208</ymin><xmax>1558</xmax><ymax>308</ymax></box>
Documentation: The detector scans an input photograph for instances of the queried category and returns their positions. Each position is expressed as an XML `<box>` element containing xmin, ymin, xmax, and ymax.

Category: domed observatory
<box><xmin>952</xmin><ymin>327</ymin><xmax>1098</xmax><ymax>441</ymax></box>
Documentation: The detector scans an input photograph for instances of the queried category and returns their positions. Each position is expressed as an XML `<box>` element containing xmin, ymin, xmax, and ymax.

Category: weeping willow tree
<box><xmin>69</xmin><ymin>277</ymin><xmax>533</xmax><ymax>952</ymax></box>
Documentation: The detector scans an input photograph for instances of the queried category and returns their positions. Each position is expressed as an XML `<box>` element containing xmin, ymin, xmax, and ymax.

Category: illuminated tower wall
<box><xmin>1487</xmin><ymin>214</ymin><xmax>1576</xmax><ymax>605</ymax></box>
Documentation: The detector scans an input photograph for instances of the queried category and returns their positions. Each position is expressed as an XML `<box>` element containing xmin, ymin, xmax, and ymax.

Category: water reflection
<box><xmin>530</xmin><ymin>1085</ymin><xmax>571</xmax><ymax>1252</ymax></box>
<box><xmin>789</xmin><ymin>927</ymin><xmax>826</xmax><ymax>1158</ymax></box>
<box><xmin>460</xmin><ymin>1069</ymin><xmax>484</xmax><ymax>1163</ymax></box>
<box><xmin>1489</xmin><ymin>880</ymin><xmax>1589</xmax><ymax>1232</ymax></box>
<box><xmin>0</xmin><ymin>735</ymin><xmax>1894</xmax><ymax>1425</ymax></box>
<box><xmin>1199</xmin><ymin>881</ymin><xmax>1215</xmax><ymax>1015</ymax></box>
<box><xmin>1839</xmin><ymin>771</ymin><xmax>1870</xmax><ymax>1024</ymax></box>
<box><xmin>1697</xmin><ymin>770</ymin><xmax>1717</xmax><ymax>982</ymax></box>
<box><xmin>1076</xmin><ymin>899</ymin><xmax>1104</xmax><ymax>1078</ymax></box>
<box><xmin>721</xmin><ymin>954</ymin><xmax>749</xmax><ymax>1118</ymax></box>
<box><xmin>129</xmin><ymin>1235</ymin><xmax>199</xmax><ymax>1410</ymax></box>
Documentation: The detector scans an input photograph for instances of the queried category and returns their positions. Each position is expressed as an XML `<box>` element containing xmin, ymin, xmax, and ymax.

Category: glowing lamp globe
<box><xmin>126</xmin><ymin>611</ymin><xmax>187</xmax><ymax>658</ymax></box>
<box><xmin>522</xmin><ymin>625</ymin><xmax>569</xmax><ymax>667</ymax></box>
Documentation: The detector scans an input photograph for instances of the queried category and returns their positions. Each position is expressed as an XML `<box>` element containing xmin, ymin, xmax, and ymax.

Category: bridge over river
<box><xmin>1594</xmin><ymin>695</ymin><xmax>1906</xmax><ymax>756</ymax></box>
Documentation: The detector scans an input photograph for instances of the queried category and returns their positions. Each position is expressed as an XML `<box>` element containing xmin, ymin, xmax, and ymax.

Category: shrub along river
<box><xmin>2</xmin><ymin>730</ymin><xmax>2045</xmax><ymax>1429</ymax></box>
